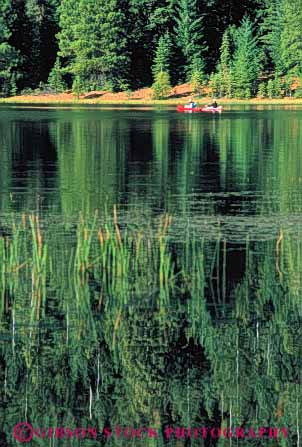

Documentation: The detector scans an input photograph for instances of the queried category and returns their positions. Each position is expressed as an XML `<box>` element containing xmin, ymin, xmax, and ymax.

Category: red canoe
<box><xmin>177</xmin><ymin>105</ymin><xmax>223</xmax><ymax>113</ymax></box>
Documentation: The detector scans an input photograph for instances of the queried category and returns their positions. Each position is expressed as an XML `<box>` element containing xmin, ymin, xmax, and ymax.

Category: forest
<box><xmin>0</xmin><ymin>0</ymin><xmax>302</xmax><ymax>98</ymax></box>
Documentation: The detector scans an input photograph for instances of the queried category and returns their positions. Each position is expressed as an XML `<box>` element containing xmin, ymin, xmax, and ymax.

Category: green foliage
<box><xmin>72</xmin><ymin>76</ymin><xmax>84</xmax><ymax>99</ymax></box>
<box><xmin>259</xmin><ymin>0</ymin><xmax>302</xmax><ymax>77</ymax></box>
<box><xmin>174</xmin><ymin>0</ymin><xmax>207</xmax><ymax>79</ymax></box>
<box><xmin>258</xmin><ymin>0</ymin><xmax>283</xmax><ymax>72</ymax></box>
<box><xmin>152</xmin><ymin>32</ymin><xmax>172</xmax><ymax>77</ymax></box>
<box><xmin>265</xmin><ymin>76</ymin><xmax>283</xmax><ymax>98</ymax></box>
<box><xmin>231</xmin><ymin>17</ymin><xmax>262</xmax><ymax>98</ymax></box>
<box><xmin>267</xmin><ymin>78</ymin><xmax>274</xmax><ymax>98</ymax></box>
<box><xmin>283</xmin><ymin>74</ymin><xmax>293</xmax><ymax>96</ymax></box>
<box><xmin>152</xmin><ymin>71</ymin><xmax>171</xmax><ymax>99</ymax></box>
<box><xmin>0</xmin><ymin>0</ymin><xmax>302</xmax><ymax>96</ymax></box>
<box><xmin>257</xmin><ymin>82</ymin><xmax>266</xmax><ymax>98</ymax></box>
<box><xmin>214</xmin><ymin>27</ymin><xmax>233</xmax><ymax>96</ymax></box>
<box><xmin>279</xmin><ymin>0</ymin><xmax>302</xmax><ymax>75</ymax></box>
<box><xmin>211</xmin><ymin>19</ymin><xmax>261</xmax><ymax>98</ymax></box>
<box><xmin>294</xmin><ymin>75</ymin><xmax>302</xmax><ymax>98</ymax></box>
<box><xmin>57</xmin><ymin>0</ymin><xmax>130</xmax><ymax>91</ymax></box>
<box><xmin>274</xmin><ymin>76</ymin><xmax>282</xmax><ymax>97</ymax></box>
<box><xmin>47</xmin><ymin>59</ymin><xmax>66</xmax><ymax>92</ymax></box>
<box><xmin>189</xmin><ymin>56</ymin><xmax>206</xmax><ymax>94</ymax></box>
<box><xmin>0</xmin><ymin>0</ymin><xmax>20</xmax><ymax>96</ymax></box>
<box><xmin>208</xmin><ymin>72</ymin><xmax>222</xmax><ymax>97</ymax></box>
<box><xmin>8</xmin><ymin>0</ymin><xmax>59</xmax><ymax>90</ymax></box>
<box><xmin>0</xmin><ymin>43</ymin><xmax>19</xmax><ymax>96</ymax></box>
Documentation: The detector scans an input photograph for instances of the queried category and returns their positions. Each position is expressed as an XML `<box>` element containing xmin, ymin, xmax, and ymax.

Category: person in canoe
<box><xmin>207</xmin><ymin>98</ymin><xmax>218</xmax><ymax>108</ymax></box>
<box><xmin>186</xmin><ymin>97</ymin><xmax>197</xmax><ymax>108</ymax></box>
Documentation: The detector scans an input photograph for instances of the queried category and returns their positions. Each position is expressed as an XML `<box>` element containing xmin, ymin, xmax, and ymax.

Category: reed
<box><xmin>0</xmin><ymin>207</ymin><xmax>214</xmax><ymax>326</ymax></box>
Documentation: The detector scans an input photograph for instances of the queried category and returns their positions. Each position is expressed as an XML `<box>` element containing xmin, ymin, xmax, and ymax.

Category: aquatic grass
<box><xmin>2</xmin><ymin>208</ymin><xmax>287</xmax><ymax>334</ymax></box>
<box><xmin>3</xmin><ymin>210</ymin><xmax>205</xmax><ymax>315</ymax></box>
<box><xmin>3</xmin><ymin>209</ymin><xmax>302</xmax><ymax>435</ymax></box>
<box><xmin>28</xmin><ymin>214</ymin><xmax>48</xmax><ymax>320</ymax></box>
<box><xmin>1</xmin><ymin>209</ymin><xmax>300</xmax><ymax>326</ymax></box>
<box><xmin>75</xmin><ymin>210</ymin><xmax>99</xmax><ymax>275</ymax></box>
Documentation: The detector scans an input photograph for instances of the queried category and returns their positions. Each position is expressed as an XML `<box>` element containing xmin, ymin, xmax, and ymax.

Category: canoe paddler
<box><xmin>186</xmin><ymin>96</ymin><xmax>197</xmax><ymax>108</ymax></box>
<box><xmin>207</xmin><ymin>98</ymin><xmax>218</xmax><ymax>108</ymax></box>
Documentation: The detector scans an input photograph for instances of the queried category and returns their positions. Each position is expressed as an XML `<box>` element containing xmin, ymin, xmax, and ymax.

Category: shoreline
<box><xmin>1</xmin><ymin>89</ymin><xmax>302</xmax><ymax>107</ymax></box>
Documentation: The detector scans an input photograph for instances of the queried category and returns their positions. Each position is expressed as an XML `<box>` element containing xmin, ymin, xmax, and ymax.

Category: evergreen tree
<box><xmin>231</xmin><ymin>17</ymin><xmax>262</xmax><ymax>98</ymax></box>
<box><xmin>152</xmin><ymin>71</ymin><xmax>171</xmax><ymax>99</ymax></box>
<box><xmin>266</xmin><ymin>78</ymin><xmax>274</xmax><ymax>98</ymax></box>
<box><xmin>273</xmin><ymin>76</ymin><xmax>282</xmax><ymax>97</ymax></box>
<box><xmin>0</xmin><ymin>0</ymin><xmax>300</xmax><ymax>96</ymax></box>
<box><xmin>283</xmin><ymin>73</ymin><xmax>293</xmax><ymax>96</ymax></box>
<box><xmin>0</xmin><ymin>0</ymin><xmax>20</xmax><ymax>96</ymax></box>
<box><xmin>215</xmin><ymin>27</ymin><xmax>233</xmax><ymax>96</ymax></box>
<box><xmin>258</xmin><ymin>0</ymin><xmax>283</xmax><ymax>73</ymax></box>
<box><xmin>152</xmin><ymin>32</ymin><xmax>171</xmax><ymax>77</ymax></box>
<box><xmin>208</xmin><ymin>72</ymin><xmax>222</xmax><ymax>97</ymax></box>
<box><xmin>279</xmin><ymin>0</ymin><xmax>302</xmax><ymax>75</ymax></box>
<box><xmin>56</xmin><ymin>0</ymin><xmax>78</xmax><ymax>62</ymax></box>
<box><xmin>57</xmin><ymin>0</ymin><xmax>130</xmax><ymax>91</ymax></box>
<box><xmin>128</xmin><ymin>0</ymin><xmax>175</xmax><ymax>87</ymax></box>
<box><xmin>7</xmin><ymin>0</ymin><xmax>59</xmax><ymax>90</ymax></box>
<box><xmin>72</xmin><ymin>76</ymin><xmax>84</xmax><ymax>99</ymax></box>
<box><xmin>257</xmin><ymin>82</ymin><xmax>266</xmax><ymax>98</ymax></box>
<box><xmin>189</xmin><ymin>55</ymin><xmax>206</xmax><ymax>94</ymax></box>
<box><xmin>47</xmin><ymin>58</ymin><xmax>66</xmax><ymax>92</ymax></box>
<box><xmin>174</xmin><ymin>0</ymin><xmax>207</xmax><ymax>79</ymax></box>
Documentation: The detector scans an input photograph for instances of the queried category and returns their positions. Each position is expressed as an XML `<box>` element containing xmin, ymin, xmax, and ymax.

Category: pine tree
<box><xmin>0</xmin><ymin>0</ymin><xmax>20</xmax><ymax>96</ymax></box>
<box><xmin>208</xmin><ymin>72</ymin><xmax>222</xmax><ymax>97</ymax></box>
<box><xmin>128</xmin><ymin>0</ymin><xmax>175</xmax><ymax>87</ymax></box>
<box><xmin>72</xmin><ymin>76</ymin><xmax>84</xmax><ymax>99</ymax></box>
<box><xmin>257</xmin><ymin>82</ymin><xmax>266</xmax><ymax>98</ymax></box>
<box><xmin>215</xmin><ymin>27</ymin><xmax>233</xmax><ymax>96</ymax></box>
<box><xmin>152</xmin><ymin>32</ymin><xmax>171</xmax><ymax>77</ymax></box>
<box><xmin>152</xmin><ymin>71</ymin><xmax>171</xmax><ymax>99</ymax></box>
<box><xmin>6</xmin><ymin>0</ymin><xmax>59</xmax><ymax>90</ymax></box>
<box><xmin>47</xmin><ymin>58</ymin><xmax>66</xmax><ymax>92</ymax></box>
<box><xmin>189</xmin><ymin>55</ymin><xmax>206</xmax><ymax>94</ymax></box>
<box><xmin>279</xmin><ymin>0</ymin><xmax>302</xmax><ymax>75</ymax></box>
<box><xmin>273</xmin><ymin>76</ymin><xmax>282</xmax><ymax>97</ymax></box>
<box><xmin>258</xmin><ymin>0</ymin><xmax>283</xmax><ymax>73</ymax></box>
<box><xmin>56</xmin><ymin>0</ymin><xmax>78</xmax><ymax>61</ymax></box>
<box><xmin>57</xmin><ymin>0</ymin><xmax>130</xmax><ymax>91</ymax></box>
<box><xmin>267</xmin><ymin>78</ymin><xmax>274</xmax><ymax>98</ymax></box>
<box><xmin>231</xmin><ymin>17</ymin><xmax>262</xmax><ymax>98</ymax></box>
<box><xmin>174</xmin><ymin>0</ymin><xmax>207</xmax><ymax>79</ymax></box>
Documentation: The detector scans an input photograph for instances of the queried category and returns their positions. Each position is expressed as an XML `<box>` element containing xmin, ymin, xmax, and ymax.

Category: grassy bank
<box><xmin>1</xmin><ymin>83</ymin><xmax>302</xmax><ymax>106</ymax></box>
<box><xmin>1</xmin><ymin>97</ymin><xmax>302</xmax><ymax>107</ymax></box>
<box><xmin>1</xmin><ymin>97</ymin><xmax>302</xmax><ymax>106</ymax></box>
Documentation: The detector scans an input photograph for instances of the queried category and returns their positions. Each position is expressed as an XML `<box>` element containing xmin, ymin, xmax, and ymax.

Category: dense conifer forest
<box><xmin>0</xmin><ymin>0</ymin><xmax>302</xmax><ymax>98</ymax></box>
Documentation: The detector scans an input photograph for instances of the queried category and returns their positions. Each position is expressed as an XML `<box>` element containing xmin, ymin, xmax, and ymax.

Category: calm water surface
<box><xmin>0</xmin><ymin>106</ymin><xmax>302</xmax><ymax>446</ymax></box>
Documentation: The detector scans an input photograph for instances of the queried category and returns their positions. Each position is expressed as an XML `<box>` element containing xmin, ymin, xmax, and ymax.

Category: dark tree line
<box><xmin>0</xmin><ymin>0</ymin><xmax>302</xmax><ymax>97</ymax></box>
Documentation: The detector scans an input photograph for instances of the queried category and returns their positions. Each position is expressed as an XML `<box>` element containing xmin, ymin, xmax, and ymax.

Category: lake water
<box><xmin>0</xmin><ymin>106</ymin><xmax>302</xmax><ymax>446</ymax></box>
